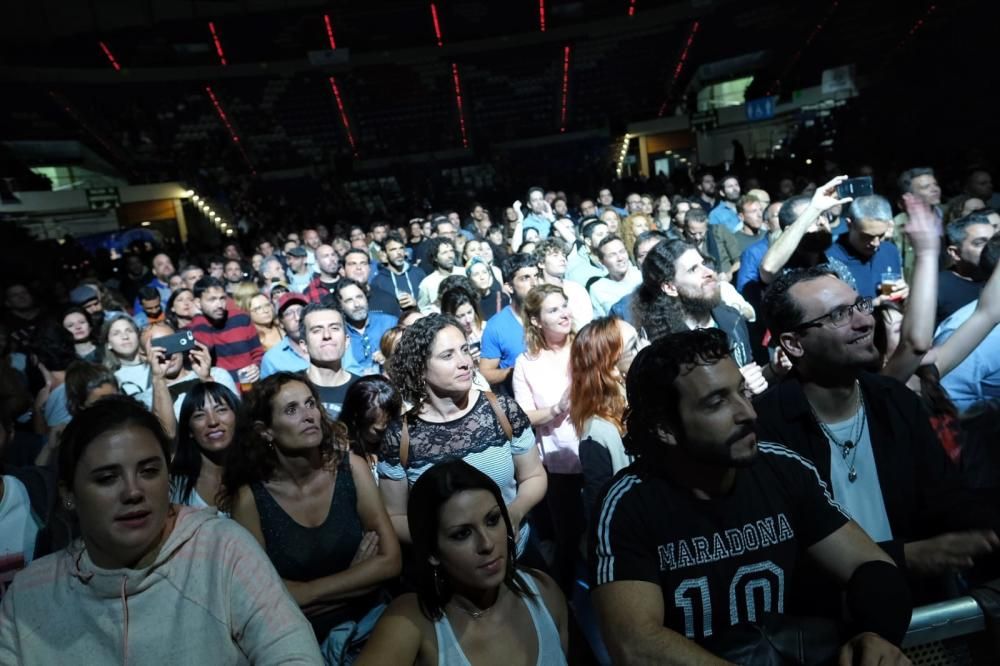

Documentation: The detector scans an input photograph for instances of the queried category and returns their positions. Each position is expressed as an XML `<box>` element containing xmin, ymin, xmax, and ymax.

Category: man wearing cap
<box><xmin>285</xmin><ymin>246</ymin><xmax>312</xmax><ymax>294</ymax></box>
<box><xmin>261</xmin><ymin>293</ymin><xmax>310</xmax><ymax>379</ymax></box>
<box><xmin>69</xmin><ymin>284</ymin><xmax>122</xmax><ymax>332</ymax></box>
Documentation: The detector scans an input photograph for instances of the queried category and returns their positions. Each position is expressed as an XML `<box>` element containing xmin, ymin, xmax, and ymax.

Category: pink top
<box><xmin>512</xmin><ymin>345</ymin><xmax>581</xmax><ymax>474</ymax></box>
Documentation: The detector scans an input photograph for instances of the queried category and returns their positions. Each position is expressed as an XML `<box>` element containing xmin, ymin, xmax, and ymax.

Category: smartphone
<box><xmin>469</xmin><ymin>340</ymin><xmax>481</xmax><ymax>355</ymax></box>
<box><xmin>152</xmin><ymin>330</ymin><xmax>195</xmax><ymax>356</ymax></box>
<box><xmin>836</xmin><ymin>176</ymin><xmax>874</xmax><ymax>199</ymax></box>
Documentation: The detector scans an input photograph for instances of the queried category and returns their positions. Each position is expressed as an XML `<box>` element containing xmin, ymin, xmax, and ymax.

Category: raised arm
<box><xmin>881</xmin><ymin>193</ymin><xmax>941</xmax><ymax>382</ymax></box>
<box><xmin>593</xmin><ymin>580</ymin><xmax>732</xmax><ymax>666</ymax></box>
<box><xmin>759</xmin><ymin>175</ymin><xmax>852</xmax><ymax>284</ymax></box>
<box><xmin>931</xmin><ymin>251</ymin><xmax>1000</xmax><ymax>378</ymax></box>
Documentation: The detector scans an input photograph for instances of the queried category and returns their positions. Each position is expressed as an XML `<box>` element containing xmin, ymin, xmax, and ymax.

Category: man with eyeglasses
<box><xmin>755</xmin><ymin>266</ymin><xmax>998</xmax><ymax>612</ymax></box>
<box><xmin>260</xmin><ymin>293</ymin><xmax>310</xmax><ymax>379</ymax></box>
<box><xmin>333</xmin><ymin>279</ymin><xmax>398</xmax><ymax>377</ymax></box>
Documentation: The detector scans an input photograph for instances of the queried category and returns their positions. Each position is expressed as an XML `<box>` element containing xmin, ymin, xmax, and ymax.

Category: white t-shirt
<box><xmin>0</xmin><ymin>476</ymin><xmax>40</xmax><ymax>599</ymax></box>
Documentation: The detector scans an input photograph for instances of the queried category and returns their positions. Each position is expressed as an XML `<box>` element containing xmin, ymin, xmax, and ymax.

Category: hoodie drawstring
<box><xmin>120</xmin><ymin>575</ymin><xmax>130</xmax><ymax>666</ymax></box>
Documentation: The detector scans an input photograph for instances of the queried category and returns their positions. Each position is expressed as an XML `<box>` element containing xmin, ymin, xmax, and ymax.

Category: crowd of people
<box><xmin>3</xmin><ymin>163</ymin><xmax>1000</xmax><ymax>664</ymax></box>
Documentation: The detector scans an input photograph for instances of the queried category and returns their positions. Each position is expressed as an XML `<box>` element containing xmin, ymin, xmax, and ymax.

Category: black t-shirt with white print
<box><xmin>315</xmin><ymin>374</ymin><xmax>360</xmax><ymax>421</ymax></box>
<box><xmin>590</xmin><ymin>441</ymin><xmax>849</xmax><ymax>643</ymax></box>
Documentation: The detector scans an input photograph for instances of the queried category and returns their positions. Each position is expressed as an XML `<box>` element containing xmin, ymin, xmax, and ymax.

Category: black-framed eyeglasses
<box><xmin>793</xmin><ymin>296</ymin><xmax>874</xmax><ymax>331</ymax></box>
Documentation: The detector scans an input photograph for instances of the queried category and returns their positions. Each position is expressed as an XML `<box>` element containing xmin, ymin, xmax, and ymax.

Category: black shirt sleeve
<box><xmin>580</xmin><ymin>438</ymin><xmax>613</xmax><ymax>526</ymax></box>
<box><xmin>590</xmin><ymin>474</ymin><xmax>660</xmax><ymax>587</ymax></box>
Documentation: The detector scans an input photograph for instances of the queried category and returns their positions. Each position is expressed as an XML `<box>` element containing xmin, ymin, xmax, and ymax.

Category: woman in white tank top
<box><xmin>356</xmin><ymin>460</ymin><xmax>568</xmax><ymax>666</ymax></box>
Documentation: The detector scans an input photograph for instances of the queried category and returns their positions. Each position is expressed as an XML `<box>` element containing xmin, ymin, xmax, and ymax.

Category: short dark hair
<box><xmin>342</xmin><ymin>247</ymin><xmax>370</xmax><ymax>264</ymax></box>
<box><xmin>137</xmin><ymin>286</ymin><xmax>161</xmax><ymax>302</ymax></box>
<box><xmin>633</xmin><ymin>229</ymin><xmax>667</xmax><ymax>260</ymax></box>
<box><xmin>624</xmin><ymin>328</ymin><xmax>731</xmax><ymax>458</ymax></box>
<box><xmin>777</xmin><ymin>195</ymin><xmax>813</xmax><ymax>229</ymax></box>
<box><xmin>527</xmin><ymin>186</ymin><xmax>545</xmax><ymax>199</ymax></box>
<box><xmin>193</xmin><ymin>276</ymin><xmax>226</xmax><ymax>298</ymax></box>
<box><xmin>596</xmin><ymin>234</ymin><xmax>625</xmax><ymax>260</ymax></box>
<box><xmin>64</xmin><ymin>361</ymin><xmax>119</xmax><ymax>416</ymax></box>
<box><xmin>946</xmin><ymin>212</ymin><xmax>994</xmax><ymax>247</ymax></box>
<box><xmin>384</xmin><ymin>232</ymin><xmax>406</xmax><ymax>248</ymax></box>
<box><xmin>581</xmin><ymin>218</ymin><xmax>608</xmax><ymax>241</ymax></box>
<box><xmin>501</xmin><ymin>253</ymin><xmax>539</xmax><ymax>284</ymax></box>
<box><xmin>898</xmin><ymin>167</ymin><xmax>935</xmax><ymax>195</ymax></box>
<box><xmin>300</xmin><ymin>300</ymin><xmax>345</xmax><ymax>329</ymax></box>
<box><xmin>761</xmin><ymin>266</ymin><xmax>838</xmax><ymax>335</ymax></box>
<box><xmin>332</xmin><ymin>277</ymin><xmax>368</xmax><ymax>302</ymax></box>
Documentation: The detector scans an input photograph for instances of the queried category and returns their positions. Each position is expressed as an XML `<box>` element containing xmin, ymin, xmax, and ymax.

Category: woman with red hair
<box><xmin>570</xmin><ymin>316</ymin><xmax>648</xmax><ymax>520</ymax></box>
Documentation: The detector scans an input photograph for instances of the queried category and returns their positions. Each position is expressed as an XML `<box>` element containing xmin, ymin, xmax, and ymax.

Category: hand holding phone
<box><xmin>152</xmin><ymin>330</ymin><xmax>195</xmax><ymax>356</ymax></box>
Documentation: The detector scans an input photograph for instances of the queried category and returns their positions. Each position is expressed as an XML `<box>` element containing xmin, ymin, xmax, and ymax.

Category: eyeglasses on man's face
<box><xmin>793</xmin><ymin>296</ymin><xmax>874</xmax><ymax>331</ymax></box>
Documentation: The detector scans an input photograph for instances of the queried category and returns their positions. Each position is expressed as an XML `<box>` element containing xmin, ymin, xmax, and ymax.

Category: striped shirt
<box><xmin>188</xmin><ymin>303</ymin><xmax>264</xmax><ymax>381</ymax></box>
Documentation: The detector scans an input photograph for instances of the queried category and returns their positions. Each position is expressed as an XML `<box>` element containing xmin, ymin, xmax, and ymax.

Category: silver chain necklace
<box><xmin>810</xmin><ymin>383</ymin><xmax>868</xmax><ymax>483</ymax></box>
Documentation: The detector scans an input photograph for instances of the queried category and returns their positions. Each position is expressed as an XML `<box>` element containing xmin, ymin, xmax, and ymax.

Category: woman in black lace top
<box><xmin>378</xmin><ymin>314</ymin><xmax>547</xmax><ymax>556</ymax></box>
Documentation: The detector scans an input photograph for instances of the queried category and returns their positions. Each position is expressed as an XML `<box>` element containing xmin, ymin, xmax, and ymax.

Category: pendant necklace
<box><xmin>811</xmin><ymin>382</ymin><xmax>868</xmax><ymax>483</ymax></box>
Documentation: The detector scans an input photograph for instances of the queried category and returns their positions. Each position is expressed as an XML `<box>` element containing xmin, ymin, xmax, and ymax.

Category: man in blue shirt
<box><xmin>521</xmin><ymin>186</ymin><xmax>554</xmax><ymax>239</ymax></box>
<box><xmin>825</xmin><ymin>195</ymin><xmax>905</xmax><ymax>301</ymax></box>
<box><xmin>260</xmin><ymin>293</ymin><xmax>310</xmax><ymax>378</ymax></box>
<box><xmin>708</xmin><ymin>175</ymin><xmax>742</xmax><ymax>233</ymax></box>
<box><xmin>335</xmin><ymin>278</ymin><xmax>398</xmax><ymax>376</ymax></box>
<box><xmin>480</xmin><ymin>253</ymin><xmax>540</xmax><ymax>389</ymax></box>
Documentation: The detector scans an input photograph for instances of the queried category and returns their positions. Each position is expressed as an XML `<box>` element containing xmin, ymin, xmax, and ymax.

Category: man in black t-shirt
<box><xmin>937</xmin><ymin>212</ymin><xmax>993</xmax><ymax>324</ymax></box>
<box><xmin>590</xmin><ymin>329</ymin><xmax>911</xmax><ymax>664</ymax></box>
<box><xmin>300</xmin><ymin>302</ymin><xmax>358</xmax><ymax>420</ymax></box>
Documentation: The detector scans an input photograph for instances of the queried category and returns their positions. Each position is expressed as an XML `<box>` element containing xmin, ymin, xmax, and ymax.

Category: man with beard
<box><xmin>189</xmin><ymin>277</ymin><xmax>263</xmax><ymax>386</ymax></box>
<box><xmin>588</xmin><ymin>236</ymin><xmax>642</xmax><ymax>317</ymax></box>
<box><xmin>371</xmin><ymin>233</ymin><xmax>426</xmax><ymax>311</ymax></box>
<box><xmin>332</xmin><ymin>279</ymin><xmax>398</xmax><ymax>377</ymax></box>
<box><xmin>480</xmin><ymin>253</ymin><xmax>541</xmax><ymax>388</ymax></box>
<box><xmin>222</xmin><ymin>259</ymin><xmax>245</xmax><ymax>296</ymax></box>
<box><xmin>591</xmin><ymin>328</ymin><xmax>912</xmax><ymax>665</ymax></box>
<box><xmin>634</xmin><ymin>240</ymin><xmax>767</xmax><ymax>394</ymax></box>
<box><xmin>694</xmin><ymin>169</ymin><xmax>717</xmax><ymax>212</ymax></box>
<box><xmin>340</xmin><ymin>248</ymin><xmax>401</xmax><ymax>318</ymax></box>
<box><xmin>144</xmin><ymin>321</ymin><xmax>237</xmax><ymax>417</ymax></box>
<box><xmin>416</xmin><ymin>238</ymin><xmax>463</xmax><ymax>312</ymax></box>
<box><xmin>299</xmin><ymin>301</ymin><xmax>360</xmax><ymax>419</ymax></box>
<box><xmin>756</xmin><ymin>267</ymin><xmax>998</xmax><ymax>606</ymax></box>
<box><xmin>935</xmin><ymin>212</ymin><xmax>995</xmax><ymax>324</ymax></box>
<box><xmin>708</xmin><ymin>175</ymin><xmax>742</xmax><ymax>233</ymax></box>
<box><xmin>303</xmin><ymin>244</ymin><xmax>342</xmax><ymax>303</ymax></box>
<box><xmin>301</xmin><ymin>227</ymin><xmax>322</xmax><ymax>272</ymax></box>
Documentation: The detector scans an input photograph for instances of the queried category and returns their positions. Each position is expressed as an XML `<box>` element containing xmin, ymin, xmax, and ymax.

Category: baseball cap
<box><xmin>277</xmin><ymin>292</ymin><xmax>308</xmax><ymax>315</ymax></box>
<box><xmin>69</xmin><ymin>285</ymin><xmax>100</xmax><ymax>306</ymax></box>
<box><xmin>286</xmin><ymin>246</ymin><xmax>307</xmax><ymax>257</ymax></box>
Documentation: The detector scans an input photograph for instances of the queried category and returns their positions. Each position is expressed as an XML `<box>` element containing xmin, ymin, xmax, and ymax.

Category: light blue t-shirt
<box><xmin>709</xmin><ymin>204</ymin><xmax>742</xmax><ymax>233</ymax></box>
<box><xmin>261</xmin><ymin>335</ymin><xmax>310</xmax><ymax>379</ymax></box>
<box><xmin>934</xmin><ymin>300</ymin><xmax>1000</xmax><ymax>413</ymax></box>
<box><xmin>481</xmin><ymin>306</ymin><xmax>525</xmax><ymax>369</ymax></box>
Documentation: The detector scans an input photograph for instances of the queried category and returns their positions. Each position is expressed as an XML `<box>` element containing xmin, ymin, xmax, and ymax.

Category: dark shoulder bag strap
<box><xmin>400</xmin><ymin>415</ymin><xmax>411</xmax><ymax>469</ymax></box>
<box><xmin>484</xmin><ymin>391</ymin><xmax>514</xmax><ymax>441</ymax></box>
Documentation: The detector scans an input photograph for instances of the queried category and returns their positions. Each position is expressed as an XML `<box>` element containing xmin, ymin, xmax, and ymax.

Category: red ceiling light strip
<box><xmin>628</xmin><ymin>0</ymin><xmax>637</xmax><ymax>17</ymax></box>
<box><xmin>208</xmin><ymin>21</ymin><xmax>228</xmax><ymax>66</ymax></box>
<box><xmin>329</xmin><ymin>77</ymin><xmax>358</xmax><ymax>155</ymax></box>
<box><xmin>430</xmin><ymin>3</ymin><xmax>444</xmax><ymax>46</ymax></box>
<box><xmin>559</xmin><ymin>45</ymin><xmax>572</xmax><ymax>132</ymax></box>
<box><xmin>204</xmin><ymin>85</ymin><xmax>255</xmax><ymax>173</ymax></box>
<box><xmin>539</xmin><ymin>0</ymin><xmax>547</xmax><ymax>32</ymax></box>
<box><xmin>98</xmin><ymin>41</ymin><xmax>121</xmax><ymax>71</ymax></box>
<box><xmin>766</xmin><ymin>0</ymin><xmax>839</xmax><ymax>95</ymax></box>
<box><xmin>882</xmin><ymin>3</ymin><xmax>938</xmax><ymax>67</ymax></box>
<box><xmin>657</xmin><ymin>20</ymin><xmax>700</xmax><ymax>117</ymax></box>
<box><xmin>451</xmin><ymin>63</ymin><xmax>469</xmax><ymax>148</ymax></box>
<box><xmin>323</xmin><ymin>14</ymin><xmax>338</xmax><ymax>50</ymax></box>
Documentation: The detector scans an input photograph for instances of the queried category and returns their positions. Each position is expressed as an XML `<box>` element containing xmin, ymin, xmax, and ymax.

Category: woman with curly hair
<box><xmin>570</xmin><ymin>316</ymin><xmax>648</xmax><ymax>520</ymax></box>
<box><xmin>619</xmin><ymin>213</ymin><xmax>652</xmax><ymax>263</ymax></box>
<box><xmin>220</xmin><ymin>372</ymin><xmax>400</xmax><ymax>662</ymax></box>
<box><xmin>379</xmin><ymin>314</ymin><xmax>546</xmax><ymax>558</ymax></box>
